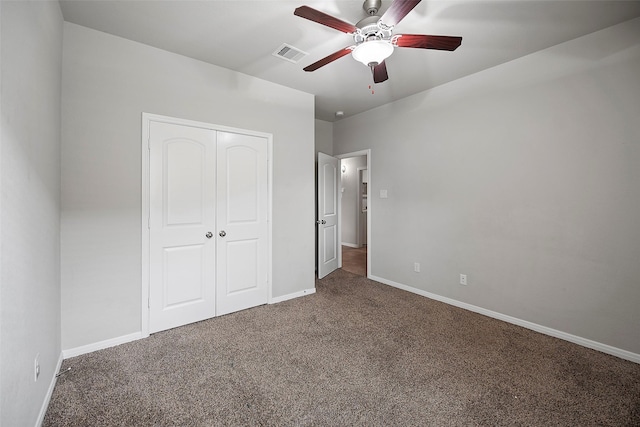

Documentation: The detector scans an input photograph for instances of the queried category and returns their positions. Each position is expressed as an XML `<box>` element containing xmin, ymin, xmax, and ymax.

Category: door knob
<box><xmin>205</xmin><ymin>232</ymin><xmax>213</xmax><ymax>239</ymax></box>
<box><xmin>219</xmin><ymin>230</ymin><xmax>226</xmax><ymax>237</ymax></box>
<box><xmin>321</xmin><ymin>220</ymin><xmax>326</xmax><ymax>224</ymax></box>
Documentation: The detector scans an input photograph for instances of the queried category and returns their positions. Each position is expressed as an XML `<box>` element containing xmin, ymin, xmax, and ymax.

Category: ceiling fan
<box><xmin>294</xmin><ymin>0</ymin><xmax>462</xmax><ymax>83</ymax></box>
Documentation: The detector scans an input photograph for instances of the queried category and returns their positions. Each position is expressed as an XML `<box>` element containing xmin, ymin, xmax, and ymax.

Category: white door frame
<box><xmin>356</xmin><ymin>166</ymin><xmax>367</xmax><ymax>248</ymax></box>
<box><xmin>141</xmin><ymin>112</ymin><xmax>273</xmax><ymax>337</ymax></box>
<box><xmin>336</xmin><ymin>149</ymin><xmax>371</xmax><ymax>278</ymax></box>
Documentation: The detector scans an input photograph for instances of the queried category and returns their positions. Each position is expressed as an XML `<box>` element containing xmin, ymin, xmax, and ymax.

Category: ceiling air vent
<box><xmin>273</xmin><ymin>43</ymin><xmax>308</xmax><ymax>64</ymax></box>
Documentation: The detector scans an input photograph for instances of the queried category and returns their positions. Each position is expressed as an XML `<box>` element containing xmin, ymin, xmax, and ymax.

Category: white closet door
<box><xmin>216</xmin><ymin>131</ymin><xmax>268</xmax><ymax>316</ymax></box>
<box><xmin>149</xmin><ymin>122</ymin><xmax>217</xmax><ymax>333</ymax></box>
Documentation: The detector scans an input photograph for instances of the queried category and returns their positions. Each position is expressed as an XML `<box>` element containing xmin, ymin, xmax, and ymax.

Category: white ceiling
<box><xmin>59</xmin><ymin>0</ymin><xmax>640</xmax><ymax>122</ymax></box>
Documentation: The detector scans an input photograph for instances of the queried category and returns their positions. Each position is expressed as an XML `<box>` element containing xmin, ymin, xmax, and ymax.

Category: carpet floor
<box><xmin>44</xmin><ymin>269</ymin><xmax>640</xmax><ymax>426</ymax></box>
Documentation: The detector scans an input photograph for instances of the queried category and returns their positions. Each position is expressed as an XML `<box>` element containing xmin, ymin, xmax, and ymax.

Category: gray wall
<box><xmin>315</xmin><ymin>119</ymin><xmax>333</xmax><ymax>157</ymax></box>
<box><xmin>0</xmin><ymin>1</ymin><xmax>63</xmax><ymax>425</ymax></box>
<box><xmin>61</xmin><ymin>23</ymin><xmax>315</xmax><ymax>350</ymax></box>
<box><xmin>334</xmin><ymin>18</ymin><xmax>640</xmax><ymax>355</ymax></box>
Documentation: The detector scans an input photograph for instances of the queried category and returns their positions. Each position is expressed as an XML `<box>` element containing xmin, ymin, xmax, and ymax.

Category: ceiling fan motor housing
<box><xmin>362</xmin><ymin>0</ymin><xmax>382</xmax><ymax>16</ymax></box>
<box><xmin>354</xmin><ymin>15</ymin><xmax>392</xmax><ymax>44</ymax></box>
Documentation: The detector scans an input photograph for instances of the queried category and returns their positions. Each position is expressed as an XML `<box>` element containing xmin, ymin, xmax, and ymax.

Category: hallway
<box><xmin>341</xmin><ymin>246</ymin><xmax>367</xmax><ymax>276</ymax></box>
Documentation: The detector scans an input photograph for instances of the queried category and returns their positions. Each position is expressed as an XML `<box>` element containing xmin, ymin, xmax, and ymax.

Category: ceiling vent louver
<box><xmin>273</xmin><ymin>43</ymin><xmax>308</xmax><ymax>63</ymax></box>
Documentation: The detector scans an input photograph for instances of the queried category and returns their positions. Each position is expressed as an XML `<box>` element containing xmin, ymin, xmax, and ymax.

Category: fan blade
<box><xmin>294</xmin><ymin>6</ymin><xmax>358</xmax><ymax>34</ymax></box>
<box><xmin>380</xmin><ymin>0</ymin><xmax>422</xmax><ymax>27</ymax></box>
<box><xmin>303</xmin><ymin>47</ymin><xmax>354</xmax><ymax>72</ymax></box>
<box><xmin>394</xmin><ymin>34</ymin><xmax>462</xmax><ymax>51</ymax></box>
<box><xmin>373</xmin><ymin>61</ymin><xmax>389</xmax><ymax>83</ymax></box>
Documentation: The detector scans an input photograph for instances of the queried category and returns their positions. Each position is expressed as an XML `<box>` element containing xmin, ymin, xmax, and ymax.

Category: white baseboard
<box><xmin>60</xmin><ymin>290</ymin><xmax>317</xmax><ymax>360</ymax></box>
<box><xmin>62</xmin><ymin>332</ymin><xmax>144</xmax><ymax>359</ymax></box>
<box><xmin>270</xmin><ymin>287</ymin><xmax>316</xmax><ymax>304</ymax></box>
<box><xmin>370</xmin><ymin>275</ymin><xmax>640</xmax><ymax>364</ymax></box>
<box><xmin>36</xmin><ymin>351</ymin><xmax>63</xmax><ymax>427</ymax></box>
<box><xmin>341</xmin><ymin>242</ymin><xmax>359</xmax><ymax>248</ymax></box>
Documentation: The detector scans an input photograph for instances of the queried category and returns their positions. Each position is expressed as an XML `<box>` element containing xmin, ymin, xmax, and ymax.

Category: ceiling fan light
<box><xmin>352</xmin><ymin>40</ymin><xmax>393</xmax><ymax>67</ymax></box>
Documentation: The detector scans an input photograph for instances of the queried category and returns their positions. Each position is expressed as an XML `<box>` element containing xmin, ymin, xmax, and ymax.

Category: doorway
<box><xmin>337</xmin><ymin>150</ymin><xmax>371</xmax><ymax>278</ymax></box>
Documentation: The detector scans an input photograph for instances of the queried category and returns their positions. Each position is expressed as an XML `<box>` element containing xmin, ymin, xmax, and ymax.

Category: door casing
<box><xmin>357</xmin><ymin>166</ymin><xmax>367</xmax><ymax>248</ymax></box>
<box><xmin>141</xmin><ymin>113</ymin><xmax>273</xmax><ymax>337</ymax></box>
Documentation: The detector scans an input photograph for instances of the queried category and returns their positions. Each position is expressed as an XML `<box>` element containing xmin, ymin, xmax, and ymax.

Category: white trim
<box><xmin>269</xmin><ymin>288</ymin><xmax>316</xmax><ymax>304</ymax></box>
<box><xmin>356</xmin><ymin>166</ymin><xmax>367</xmax><ymax>248</ymax></box>
<box><xmin>62</xmin><ymin>332</ymin><xmax>144</xmax><ymax>359</ymax></box>
<box><xmin>336</xmin><ymin>150</ymin><xmax>372</xmax><ymax>278</ymax></box>
<box><xmin>141</xmin><ymin>114</ymin><xmax>151</xmax><ymax>338</ymax></box>
<box><xmin>35</xmin><ymin>352</ymin><xmax>63</xmax><ymax>427</ymax></box>
<box><xmin>141</xmin><ymin>112</ymin><xmax>273</xmax><ymax>336</ymax></box>
<box><xmin>341</xmin><ymin>242</ymin><xmax>359</xmax><ymax>248</ymax></box>
<box><xmin>370</xmin><ymin>274</ymin><xmax>640</xmax><ymax>364</ymax></box>
<box><xmin>267</xmin><ymin>133</ymin><xmax>274</xmax><ymax>303</ymax></box>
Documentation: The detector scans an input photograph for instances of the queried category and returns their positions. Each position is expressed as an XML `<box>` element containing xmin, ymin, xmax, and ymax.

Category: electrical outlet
<box><xmin>414</xmin><ymin>262</ymin><xmax>420</xmax><ymax>273</ymax></box>
<box><xmin>34</xmin><ymin>354</ymin><xmax>40</xmax><ymax>382</ymax></box>
<box><xmin>460</xmin><ymin>274</ymin><xmax>467</xmax><ymax>286</ymax></box>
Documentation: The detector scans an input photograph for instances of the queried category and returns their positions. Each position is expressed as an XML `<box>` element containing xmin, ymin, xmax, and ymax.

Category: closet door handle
<box><xmin>205</xmin><ymin>232</ymin><xmax>213</xmax><ymax>239</ymax></box>
<box><xmin>219</xmin><ymin>230</ymin><xmax>226</xmax><ymax>237</ymax></box>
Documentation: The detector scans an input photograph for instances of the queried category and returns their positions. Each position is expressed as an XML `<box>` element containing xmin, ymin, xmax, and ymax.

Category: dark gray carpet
<box><xmin>44</xmin><ymin>269</ymin><xmax>640</xmax><ymax>426</ymax></box>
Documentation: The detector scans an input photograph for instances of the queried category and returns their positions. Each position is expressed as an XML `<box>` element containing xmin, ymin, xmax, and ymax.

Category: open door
<box><xmin>317</xmin><ymin>152</ymin><xmax>340</xmax><ymax>278</ymax></box>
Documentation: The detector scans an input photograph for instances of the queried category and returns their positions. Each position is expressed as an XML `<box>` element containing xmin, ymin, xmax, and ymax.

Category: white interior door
<box><xmin>216</xmin><ymin>132</ymin><xmax>269</xmax><ymax>316</ymax></box>
<box><xmin>149</xmin><ymin>121</ymin><xmax>269</xmax><ymax>332</ymax></box>
<box><xmin>317</xmin><ymin>152</ymin><xmax>340</xmax><ymax>278</ymax></box>
<box><xmin>149</xmin><ymin>122</ymin><xmax>217</xmax><ymax>333</ymax></box>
